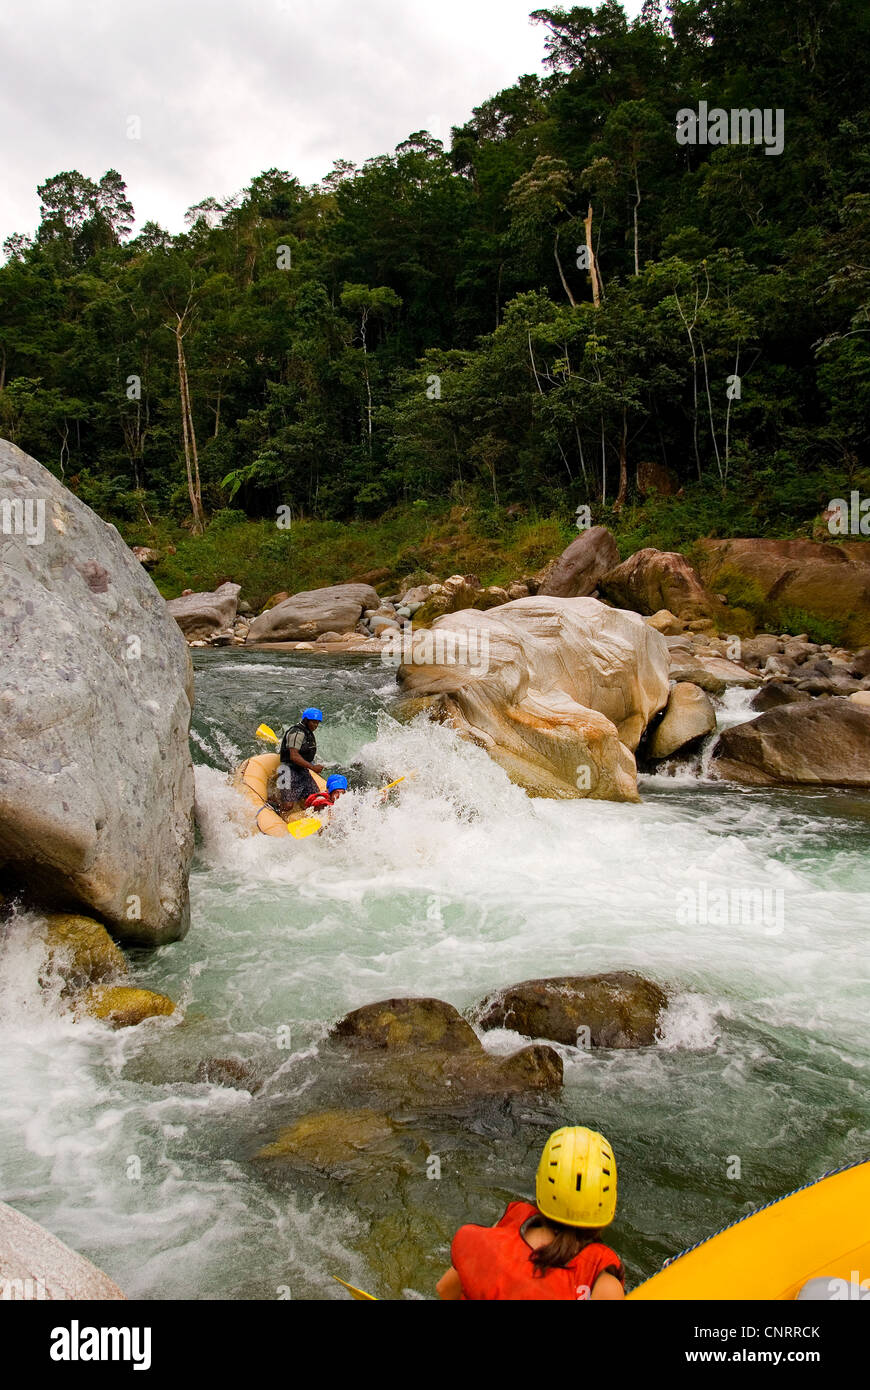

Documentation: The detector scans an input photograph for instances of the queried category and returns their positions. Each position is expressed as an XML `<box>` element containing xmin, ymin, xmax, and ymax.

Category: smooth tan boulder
<box><xmin>79</xmin><ymin>985</ymin><xmax>175</xmax><ymax>1028</ymax></box>
<box><xmin>537</xmin><ymin>527</ymin><xmax>620</xmax><ymax>598</ymax></box>
<box><xmin>649</xmin><ymin>682</ymin><xmax>716</xmax><ymax>758</ymax></box>
<box><xmin>475</xmin><ymin>973</ymin><xmax>667</xmax><ymax>1049</ymax></box>
<box><xmin>600</xmin><ymin>548</ymin><xmax>727</xmax><ymax>625</ymax></box>
<box><xmin>849</xmin><ymin>690</ymin><xmax>870</xmax><ymax>708</ymax></box>
<box><xmin>0</xmin><ymin>1201</ymin><xmax>126</xmax><ymax>1299</ymax></box>
<box><xmin>645</xmin><ymin>609</ymin><xmax>685</xmax><ymax>635</ymax></box>
<box><xmin>711</xmin><ymin>698</ymin><xmax>870</xmax><ymax>786</ymax></box>
<box><xmin>397</xmin><ymin>597</ymin><xmax>670</xmax><ymax>802</ymax></box>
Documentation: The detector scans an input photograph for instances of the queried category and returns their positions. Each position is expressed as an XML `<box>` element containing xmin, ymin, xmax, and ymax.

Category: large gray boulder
<box><xmin>246</xmin><ymin>582</ymin><xmax>380</xmax><ymax>643</ymax></box>
<box><xmin>537</xmin><ymin>526</ymin><xmax>620</xmax><ymax>598</ymax></box>
<box><xmin>166</xmin><ymin>581</ymin><xmax>240</xmax><ymax>640</ymax></box>
<box><xmin>711</xmin><ymin>698</ymin><xmax>870</xmax><ymax>787</ymax></box>
<box><xmin>0</xmin><ymin>439</ymin><xmax>194</xmax><ymax>945</ymax></box>
<box><xmin>0</xmin><ymin>1200</ymin><xmax>126</xmax><ymax>1299</ymax></box>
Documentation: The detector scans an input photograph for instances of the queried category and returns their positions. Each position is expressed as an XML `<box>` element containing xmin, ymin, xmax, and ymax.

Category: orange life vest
<box><xmin>451</xmin><ymin>1201</ymin><xmax>623</xmax><ymax>1301</ymax></box>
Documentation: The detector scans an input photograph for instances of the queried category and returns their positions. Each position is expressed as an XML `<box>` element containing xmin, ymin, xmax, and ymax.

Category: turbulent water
<box><xmin>1</xmin><ymin>649</ymin><xmax>868</xmax><ymax>1299</ymax></box>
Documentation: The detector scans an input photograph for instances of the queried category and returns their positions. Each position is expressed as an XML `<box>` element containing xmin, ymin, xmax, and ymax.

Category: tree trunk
<box><xmin>584</xmin><ymin>205</ymin><xmax>602</xmax><ymax>308</ymax></box>
<box><xmin>554</xmin><ymin>229</ymin><xmax>577</xmax><ymax>308</ymax></box>
<box><xmin>175</xmin><ymin>323</ymin><xmax>204</xmax><ymax>534</ymax></box>
<box><xmin>632</xmin><ymin>166</ymin><xmax>641</xmax><ymax>277</ymax></box>
<box><xmin>615</xmin><ymin>408</ymin><xmax>628</xmax><ymax>510</ymax></box>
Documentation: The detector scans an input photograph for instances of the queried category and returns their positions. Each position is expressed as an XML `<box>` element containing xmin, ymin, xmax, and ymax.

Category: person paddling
<box><xmin>275</xmin><ymin>708</ymin><xmax>325</xmax><ymax>814</ymax></box>
<box><xmin>436</xmin><ymin>1127</ymin><xmax>625</xmax><ymax>1301</ymax></box>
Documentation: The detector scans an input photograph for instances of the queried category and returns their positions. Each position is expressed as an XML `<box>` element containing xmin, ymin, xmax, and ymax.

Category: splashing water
<box><xmin>1</xmin><ymin>649</ymin><xmax>868</xmax><ymax>1299</ymax></box>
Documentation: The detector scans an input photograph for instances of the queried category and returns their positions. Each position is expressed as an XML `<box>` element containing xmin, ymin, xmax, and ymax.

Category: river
<box><xmin>1</xmin><ymin>648</ymin><xmax>868</xmax><ymax>1299</ymax></box>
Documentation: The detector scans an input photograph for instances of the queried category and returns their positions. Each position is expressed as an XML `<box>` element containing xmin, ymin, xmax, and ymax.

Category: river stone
<box><xmin>166</xmin><ymin>581</ymin><xmax>240</xmax><ymax>640</ymax></box>
<box><xmin>645</xmin><ymin>609</ymin><xmax>685</xmax><ymax>636</ymax></box>
<box><xmin>79</xmin><ymin>985</ymin><xmax>176</xmax><ymax>1027</ymax></box>
<box><xmin>131</xmin><ymin>545</ymin><xmax>160</xmax><ymax>569</ymax></box>
<box><xmin>0</xmin><ymin>1200</ymin><xmax>126</xmax><ymax>1299</ymax></box>
<box><xmin>254</xmin><ymin>1108</ymin><xmax>406</xmax><ymax>1173</ymax></box>
<box><xmin>0</xmin><ymin>439</ymin><xmax>194</xmax><ymax>945</ymax></box>
<box><xmin>246</xmin><ymin>583</ymin><xmax>379</xmax><ymax>642</ymax></box>
<box><xmin>849</xmin><ymin>690</ymin><xmax>870</xmax><ymax>708</ymax></box>
<box><xmin>398</xmin><ymin>597</ymin><xmax>669</xmax><ymax>802</ymax></box>
<box><xmin>38</xmin><ymin>912</ymin><xmax>128</xmax><ymax>989</ymax></box>
<box><xmin>411</xmin><ymin>593</ymin><xmax>453</xmax><ymax>626</ymax></box>
<box><xmin>331</xmin><ymin>996</ymin><xmax>563</xmax><ymax>1101</ymax></box>
<box><xmin>473</xmin><ymin>586</ymin><xmax>509</xmax><ymax>610</ymax></box>
<box><xmin>332</xmin><ymin>996</ymin><xmax>480</xmax><ymax>1051</ymax></box>
<box><xmin>850</xmin><ymin>648</ymin><xmax>870</xmax><ymax>678</ymax></box>
<box><xmin>750</xmin><ymin>682</ymin><xmax>810</xmax><ymax>712</ymax></box>
<box><xmin>599</xmin><ymin>548</ymin><xmax>727</xmax><ymax>626</ymax></box>
<box><xmin>537</xmin><ymin>527</ymin><xmax>620</xmax><ymax>599</ymax></box>
<box><xmin>649</xmin><ymin>682</ymin><xmax>716</xmax><ymax>758</ymax></box>
<box><xmin>670</xmin><ymin>655</ymin><xmax>760</xmax><ymax>693</ymax></box>
<box><xmin>475</xmin><ymin>973</ymin><xmax>667</xmax><ymax>1049</ymax></box>
<box><xmin>711</xmin><ymin>698</ymin><xmax>870</xmax><ymax>786</ymax></box>
<box><xmin>739</xmin><ymin>635</ymin><xmax>783</xmax><ymax>667</ymax></box>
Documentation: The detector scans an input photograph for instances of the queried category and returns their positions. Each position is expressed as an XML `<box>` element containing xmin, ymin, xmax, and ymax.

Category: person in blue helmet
<box><xmin>304</xmin><ymin>774</ymin><xmax>349</xmax><ymax>812</ymax></box>
<box><xmin>275</xmin><ymin>708</ymin><xmax>326</xmax><ymax>814</ymax></box>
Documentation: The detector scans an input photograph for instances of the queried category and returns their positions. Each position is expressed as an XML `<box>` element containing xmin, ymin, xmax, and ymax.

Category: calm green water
<box><xmin>1</xmin><ymin>648</ymin><xmax>868</xmax><ymax>1299</ymax></box>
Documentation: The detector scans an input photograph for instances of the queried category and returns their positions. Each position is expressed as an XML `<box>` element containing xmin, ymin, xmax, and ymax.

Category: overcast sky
<box><xmin>1</xmin><ymin>0</ymin><xmax>644</xmax><ymax>248</ymax></box>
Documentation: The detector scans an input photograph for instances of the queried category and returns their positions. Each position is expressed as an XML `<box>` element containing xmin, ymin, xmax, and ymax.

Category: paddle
<box><xmin>254</xmin><ymin>724</ymin><xmax>406</xmax><ymax>796</ymax></box>
<box><xmin>332</xmin><ymin>1275</ymin><xmax>378</xmax><ymax>1301</ymax></box>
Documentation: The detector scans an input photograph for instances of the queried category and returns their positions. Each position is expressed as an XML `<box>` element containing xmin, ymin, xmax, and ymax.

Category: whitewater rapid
<box><xmin>1</xmin><ymin>650</ymin><xmax>867</xmax><ymax>1298</ymax></box>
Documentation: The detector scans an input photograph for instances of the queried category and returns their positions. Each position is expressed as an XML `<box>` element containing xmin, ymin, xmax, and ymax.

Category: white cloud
<box><xmin>1</xmin><ymin>0</ymin><xmax>644</xmax><ymax>247</ymax></box>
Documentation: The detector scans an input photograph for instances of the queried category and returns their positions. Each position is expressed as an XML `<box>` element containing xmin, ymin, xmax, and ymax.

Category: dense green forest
<box><xmin>2</xmin><ymin>0</ymin><xmax>869</xmax><ymax>579</ymax></box>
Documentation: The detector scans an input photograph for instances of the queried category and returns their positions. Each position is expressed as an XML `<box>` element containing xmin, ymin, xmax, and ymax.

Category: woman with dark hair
<box><xmin>437</xmin><ymin>1127</ymin><xmax>625</xmax><ymax>1301</ymax></box>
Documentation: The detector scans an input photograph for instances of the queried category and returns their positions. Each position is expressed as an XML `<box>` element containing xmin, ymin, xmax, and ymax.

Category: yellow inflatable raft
<box><xmin>627</xmin><ymin>1159</ymin><xmax>870</xmax><ymax>1300</ymax></box>
<box><xmin>234</xmin><ymin>753</ymin><xmax>328</xmax><ymax>840</ymax></box>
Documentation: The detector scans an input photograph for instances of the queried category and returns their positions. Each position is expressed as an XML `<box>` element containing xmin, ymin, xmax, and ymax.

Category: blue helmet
<box><xmin>302</xmin><ymin>707</ymin><xmax>323</xmax><ymax>722</ymax></box>
<box><xmin>326</xmin><ymin>774</ymin><xmax>348</xmax><ymax>792</ymax></box>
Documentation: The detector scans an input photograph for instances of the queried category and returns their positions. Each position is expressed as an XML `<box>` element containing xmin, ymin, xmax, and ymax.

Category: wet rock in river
<box><xmin>474</xmin><ymin>972</ymin><xmax>668</xmax><ymax>1049</ymax></box>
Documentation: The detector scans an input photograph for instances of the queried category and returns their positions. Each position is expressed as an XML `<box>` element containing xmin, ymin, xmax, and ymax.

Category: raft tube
<box><xmin>627</xmin><ymin>1159</ymin><xmax>870</xmax><ymax>1300</ymax></box>
<box><xmin>234</xmin><ymin>753</ymin><xmax>327</xmax><ymax>838</ymax></box>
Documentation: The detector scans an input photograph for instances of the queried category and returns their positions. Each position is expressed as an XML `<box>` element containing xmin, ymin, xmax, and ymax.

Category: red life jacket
<box><xmin>451</xmin><ymin>1201</ymin><xmax>623</xmax><ymax>1301</ymax></box>
<box><xmin>304</xmin><ymin>792</ymin><xmax>333</xmax><ymax>811</ymax></box>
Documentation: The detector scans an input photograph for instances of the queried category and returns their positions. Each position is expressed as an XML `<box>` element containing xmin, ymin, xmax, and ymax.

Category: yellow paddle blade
<box><xmin>286</xmin><ymin>816</ymin><xmax>321</xmax><ymax>840</ymax></box>
<box><xmin>256</xmin><ymin>724</ymin><xmax>280</xmax><ymax>745</ymax></box>
<box><xmin>377</xmin><ymin>776</ymin><xmax>405</xmax><ymax>795</ymax></box>
<box><xmin>332</xmin><ymin>1275</ymin><xmax>378</xmax><ymax>1301</ymax></box>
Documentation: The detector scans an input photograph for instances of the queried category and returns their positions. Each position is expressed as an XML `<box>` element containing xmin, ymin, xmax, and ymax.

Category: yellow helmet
<box><xmin>535</xmin><ymin>1126</ymin><xmax>617</xmax><ymax>1228</ymax></box>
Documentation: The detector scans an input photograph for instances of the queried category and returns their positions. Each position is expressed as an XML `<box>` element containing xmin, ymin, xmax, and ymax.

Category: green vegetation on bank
<box><xmin>126</xmin><ymin>472</ymin><xmax>867</xmax><ymax>618</ymax></box>
<box><xmin>2</xmin><ymin>0</ymin><xmax>869</xmax><ymax>555</ymax></box>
